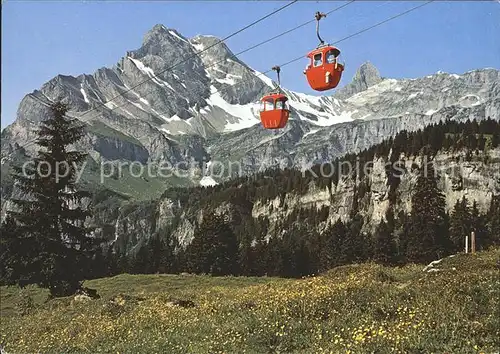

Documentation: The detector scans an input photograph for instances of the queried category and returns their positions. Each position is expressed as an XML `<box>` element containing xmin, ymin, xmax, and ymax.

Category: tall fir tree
<box><xmin>373</xmin><ymin>220</ymin><xmax>396</xmax><ymax>265</ymax></box>
<box><xmin>132</xmin><ymin>243</ymin><xmax>151</xmax><ymax>274</ymax></box>
<box><xmin>186</xmin><ymin>212</ymin><xmax>239</xmax><ymax>276</ymax></box>
<box><xmin>239</xmin><ymin>232</ymin><xmax>256</xmax><ymax>276</ymax></box>
<box><xmin>491</xmin><ymin>132</ymin><xmax>499</xmax><ymax>149</ymax></box>
<box><xmin>485</xmin><ymin>196</ymin><xmax>500</xmax><ymax>247</ymax></box>
<box><xmin>319</xmin><ymin>219</ymin><xmax>346</xmax><ymax>270</ymax></box>
<box><xmin>4</xmin><ymin>101</ymin><xmax>97</xmax><ymax>297</ymax></box>
<box><xmin>449</xmin><ymin>196</ymin><xmax>472</xmax><ymax>252</ymax></box>
<box><xmin>407</xmin><ymin>159</ymin><xmax>449</xmax><ymax>263</ymax></box>
<box><xmin>0</xmin><ymin>216</ymin><xmax>23</xmax><ymax>285</ymax></box>
<box><xmin>373</xmin><ymin>208</ymin><xmax>397</xmax><ymax>265</ymax></box>
<box><xmin>340</xmin><ymin>213</ymin><xmax>365</xmax><ymax>264</ymax></box>
<box><xmin>104</xmin><ymin>245</ymin><xmax>118</xmax><ymax>277</ymax></box>
<box><xmin>116</xmin><ymin>252</ymin><xmax>131</xmax><ymax>274</ymax></box>
<box><xmin>470</xmin><ymin>200</ymin><xmax>488</xmax><ymax>251</ymax></box>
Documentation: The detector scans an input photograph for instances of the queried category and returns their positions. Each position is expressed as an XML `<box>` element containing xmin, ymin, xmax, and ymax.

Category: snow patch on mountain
<box><xmin>346</xmin><ymin>79</ymin><xmax>401</xmax><ymax>105</ymax></box>
<box><xmin>105</xmin><ymin>101</ymin><xmax>119</xmax><ymax>109</ymax></box>
<box><xmin>190</xmin><ymin>40</ymin><xmax>205</xmax><ymax>53</ymax></box>
<box><xmin>200</xmin><ymin>175</ymin><xmax>218</xmax><ymax>187</ymax></box>
<box><xmin>253</xmin><ymin>70</ymin><xmax>275</xmax><ymax>89</ymax></box>
<box><xmin>303</xmin><ymin>129</ymin><xmax>320</xmax><ymax>138</ymax></box>
<box><xmin>165</xmin><ymin>114</ymin><xmax>183</xmax><ymax>122</ymax></box>
<box><xmin>299</xmin><ymin>110</ymin><xmax>355</xmax><ymax>127</ymax></box>
<box><xmin>206</xmin><ymin>86</ymin><xmax>260</xmax><ymax>132</ymax></box>
<box><xmin>130</xmin><ymin>100</ymin><xmax>147</xmax><ymax>111</ymax></box>
<box><xmin>128</xmin><ymin>90</ymin><xmax>150</xmax><ymax>106</ymax></box>
<box><xmin>459</xmin><ymin>94</ymin><xmax>482</xmax><ymax>107</ymax></box>
<box><xmin>128</xmin><ymin>57</ymin><xmax>174</xmax><ymax>91</ymax></box>
<box><xmin>408</xmin><ymin>92</ymin><xmax>423</xmax><ymax>100</ymax></box>
<box><xmin>215</xmin><ymin>77</ymin><xmax>236</xmax><ymax>85</ymax></box>
<box><xmin>292</xmin><ymin>91</ymin><xmax>323</xmax><ymax>106</ymax></box>
<box><xmin>168</xmin><ymin>30</ymin><xmax>188</xmax><ymax>43</ymax></box>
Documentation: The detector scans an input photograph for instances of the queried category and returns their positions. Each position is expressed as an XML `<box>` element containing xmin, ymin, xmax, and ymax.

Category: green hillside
<box><xmin>1</xmin><ymin>248</ymin><xmax>498</xmax><ymax>353</ymax></box>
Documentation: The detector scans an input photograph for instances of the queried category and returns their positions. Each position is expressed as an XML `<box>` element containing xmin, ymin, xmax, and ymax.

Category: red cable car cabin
<box><xmin>304</xmin><ymin>46</ymin><xmax>344</xmax><ymax>91</ymax></box>
<box><xmin>259</xmin><ymin>93</ymin><xmax>289</xmax><ymax>129</ymax></box>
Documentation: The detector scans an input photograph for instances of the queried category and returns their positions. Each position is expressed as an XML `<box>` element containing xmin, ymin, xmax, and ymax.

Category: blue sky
<box><xmin>2</xmin><ymin>1</ymin><xmax>499</xmax><ymax>129</ymax></box>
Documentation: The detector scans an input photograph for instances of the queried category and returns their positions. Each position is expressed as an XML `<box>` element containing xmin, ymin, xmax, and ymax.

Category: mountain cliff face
<box><xmin>1</xmin><ymin>24</ymin><xmax>499</xmax><ymax>244</ymax></box>
<box><xmin>110</xmin><ymin>134</ymin><xmax>500</xmax><ymax>254</ymax></box>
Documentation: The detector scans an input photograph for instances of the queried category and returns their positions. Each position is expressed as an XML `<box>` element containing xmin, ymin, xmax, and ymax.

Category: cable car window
<box><xmin>325</xmin><ymin>50</ymin><xmax>337</xmax><ymax>64</ymax></box>
<box><xmin>275</xmin><ymin>100</ymin><xmax>284</xmax><ymax>110</ymax></box>
<box><xmin>264</xmin><ymin>99</ymin><xmax>274</xmax><ymax>111</ymax></box>
<box><xmin>313</xmin><ymin>53</ymin><xmax>322</xmax><ymax>67</ymax></box>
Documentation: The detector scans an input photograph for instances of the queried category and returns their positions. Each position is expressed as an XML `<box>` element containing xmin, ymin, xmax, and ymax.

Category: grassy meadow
<box><xmin>1</xmin><ymin>249</ymin><xmax>499</xmax><ymax>353</ymax></box>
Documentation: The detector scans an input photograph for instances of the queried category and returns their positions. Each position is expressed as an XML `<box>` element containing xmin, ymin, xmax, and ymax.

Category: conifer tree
<box><xmin>340</xmin><ymin>214</ymin><xmax>365</xmax><ymax>264</ymax></box>
<box><xmin>147</xmin><ymin>236</ymin><xmax>164</xmax><ymax>273</ymax></box>
<box><xmin>449</xmin><ymin>196</ymin><xmax>472</xmax><ymax>252</ymax></box>
<box><xmin>319</xmin><ymin>219</ymin><xmax>346</xmax><ymax>270</ymax></box>
<box><xmin>486</xmin><ymin>196</ymin><xmax>500</xmax><ymax>247</ymax></box>
<box><xmin>90</xmin><ymin>245</ymin><xmax>107</xmax><ymax>279</ymax></box>
<box><xmin>393</xmin><ymin>210</ymin><xmax>409</xmax><ymax>263</ymax></box>
<box><xmin>407</xmin><ymin>159</ymin><xmax>449</xmax><ymax>263</ymax></box>
<box><xmin>373</xmin><ymin>220</ymin><xmax>396</xmax><ymax>265</ymax></box>
<box><xmin>252</xmin><ymin>237</ymin><xmax>269</xmax><ymax>276</ymax></box>
<box><xmin>186</xmin><ymin>212</ymin><xmax>238</xmax><ymax>276</ymax></box>
<box><xmin>491</xmin><ymin>133</ymin><xmax>499</xmax><ymax>149</ymax></box>
<box><xmin>104</xmin><ymin>246</ymin><xmax>118</xmax><ymax>277</ymax></box>
<box><xmin>0</xmin><ymin>216</ymin><xmax>23</xmax><ymax>285</ymax></box>
<box><xmin>5</xmin><ymin>101</ymin><xmax>96</xmax><ymax>297</ymax></box>
<box><xmin>470</xmin><ymin>200</ymin><xmax>488</xmax><ymax>251</ymax></box>
<box><xmin>210</xmin><ymin>214</ymin><xmax>239</xmax><ymax>276</ymax></box>
<box><xmin>239</xmin><ymin>234</ymin><xmax>256</xmax><ymax>276</ymax></box>
<box><xmin>132</xmin><ymin>243</ymin><xmax>151</xmax><ymax>274</ymax></box>
<box><xmin>265</xmin><ymin>236</ymin><xmax>284</xmax><ymax>276</ymax></box>
<box><xmin>116</xmin><ymin>252</ymin><xmax>130</xmax><ymax>274</ymax></box>
<box><xmin>158</xmin><ymin>235</ymin><xmax>177</xmax><ymax>274</ymax></box>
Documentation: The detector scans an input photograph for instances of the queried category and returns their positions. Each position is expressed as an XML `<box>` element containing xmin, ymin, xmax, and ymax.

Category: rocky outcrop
<box><xmin>333</xmin><ymin>61</ymin><xmax>382</xmax><ymax>100</ymax></box>
<box><xmin>100</xmin><ymin>146</ymin><xmax>500</xmax><ymax>253</ymax></box>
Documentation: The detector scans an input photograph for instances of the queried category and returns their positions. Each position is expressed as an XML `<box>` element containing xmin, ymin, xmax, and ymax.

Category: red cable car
<box><xmin>259</xmin><ymin>66</ymin><xmax>290</xmax><ymax>129</ymax></box>
<box><xmin>304</xmin><ymin>12</ymin><xmax>344</xmax><ymax>91</ymax></box>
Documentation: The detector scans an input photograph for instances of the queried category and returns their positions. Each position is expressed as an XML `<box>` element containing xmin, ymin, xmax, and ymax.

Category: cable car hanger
<box><xmin>271</xmin><ymin>65</ymin><xmax>282</xmax><ymax>93</ymax></box>
<box><xmin>315</xmin><ymin>11</ymin><xmax>328</xmax><ymax>47</ymax></box>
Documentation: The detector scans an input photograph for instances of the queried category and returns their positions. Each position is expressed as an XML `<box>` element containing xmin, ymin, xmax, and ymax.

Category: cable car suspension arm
<box><xmin>272</xmin><ymin>65</ymin><xmax>281</xmax><ymax>92</ymax></box>
<box><xmin>315</xmin><ymin>11</ymin><xmax>327</xmax><ymax>46</ymax></box>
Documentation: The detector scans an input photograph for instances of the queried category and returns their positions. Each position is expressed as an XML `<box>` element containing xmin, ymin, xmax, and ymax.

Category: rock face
<box><xmin>103</xmin><ymin>146</ymin><xmax>500</xmax><ymax>253</ymax></box>
<box><xmin>333</xmin><ymin>61</ymin><xmax>382</xmax><ymax>99</ymax></box>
